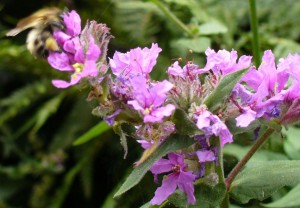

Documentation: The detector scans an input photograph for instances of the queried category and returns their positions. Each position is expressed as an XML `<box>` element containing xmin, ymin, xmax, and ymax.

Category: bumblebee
<box><xmin>6</xmin><ymin>7</ymin><xmax>65</xmax><ymax>58</ymax></box>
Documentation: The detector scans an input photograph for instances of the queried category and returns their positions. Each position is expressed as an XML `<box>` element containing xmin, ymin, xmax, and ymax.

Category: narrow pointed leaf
<box><xmin>204</xmin><ymin>68</ymin><xmax>248</xmax><ymax>112</ymax></box>
<box><xmin>30</xmin><ymin>94</ymin><xmax>65</xmax><ymax>135</ymax></box>
<box><xmin>73</xmin><ymin>121</ymin><xmax>111</xmax><ymax>146</ymax></box>
<box><xmin>230</xmin><ymin>160</ymin><xmax>300</xmax><ymax>204</ymax></box>
<box><xmin>114</xmin><ymin>134</ymin><xmax>195</xmax><ymax>197</ymax></box>
<box><xmin>113</xmin><ymin>123</ymin><xmax>128</xmax><ymax>159</ymax></box>
<box><xmin>172</xmin><ymin>108</ymin><xmax>203</xmax><ymax>136</ymax></box>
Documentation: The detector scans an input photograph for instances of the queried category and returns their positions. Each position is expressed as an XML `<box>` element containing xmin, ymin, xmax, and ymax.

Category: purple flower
<box><xmin>277</xmin><ymin>53</ymin><xmax>300</xmax><ymax>86</ymax></box>
<box><xmin>127</xmin><ymin>76</ymin><xmax>175</xmax><ymax>123</ymax></box>
<box><xmin>280</xmin><ymin>83</ymin><xmax>300</xmax><ymax>125</ymax></box>
<box><xmin>195</xmin><ymin>107</ymin><xmax>233</xmax><ymax>146</ymax></box>
<box><xmin>109</xmin><ymin>43</ymin><xmax>162</xmax><ymax>78</ymax></box>
<box><xmin>103</xmin><ymin>109</ymin><xmax>122</xmax><ymax>126</ymax></box>
<box><xmin>63</xmin><ymin>10</ymin><xmax>81</xmax><ymax>36</ymax></box>
<box><xmin>234</xmin><ymin>50</ymin><xmax>288</xmax><ymax>127</ymax></box>
<box><xmin>168</xmin><ymin>61</ymin><xmax>199</xmax><ymax>78</ymax></box>
<box><xmin>47</xmin><ymin>52</ymin><xmax>74</xmax><ymax>71</ymax></box>
<box><xmin>47</xmin><ymin>10</ymin><xmax>102</xmax><ymax>88</ymax></box>
<box><xmin>196</xmin><ymin>150</ymin><xmax>215</xmax><ymax>163</ymax></box>
<box><xmin>200</xmin><ymin>48</ymin><xmax>252</xmax><ymax>75</ymax></box>
<box><xmin>168</xmin><ymin>61</ymin><xmax>185</xmax><ymax>78</ymax></box>
<box><xmin>50</xmin><ymin>35</ymin><xmax>100</xmax><ymax>88</ymax></box>
<box><xmin>51</xmin><ymin>10</ymin><xmax>81</xmax><ymax>46</ymax></box>
<box><xmin>235</xmin><ymin>106</ymin><xmax>257</xmax><ymax>127</ymax></box>
<box><xmin>150</xmin><ymin>153</ymin><xmax>196</xmax><ymax>205</ymax></box>
<box><xmin>276</xmin><ymin>54</ymin><xmax>300</xmax><ymax>125</ymax></box>
<box><xmin>136</xmin><ymin>139</ymin><xmax>154</xmax><ymax>149</ymax></box>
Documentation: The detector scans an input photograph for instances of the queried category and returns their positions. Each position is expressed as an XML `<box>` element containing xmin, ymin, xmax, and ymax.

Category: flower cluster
<box><xmin>233</xmin><ymin>50</ymin><xmax>300</xmax><ymax>127</ymax></box>
<box><xmin>46</xmin><ymin>10</ymin><xmax>300</xmax><ymax>206</ymax></box>
<box><xmin>48</xmin><ymin>10</ymin><xmax>111</xmax><ymax>88</ymax></box>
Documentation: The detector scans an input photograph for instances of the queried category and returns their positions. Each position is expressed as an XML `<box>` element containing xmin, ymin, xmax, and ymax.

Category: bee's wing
<box><xmin>6</xmin><ymin>16</ymin><xmax>44</xmax><ymax>36</ymax></box>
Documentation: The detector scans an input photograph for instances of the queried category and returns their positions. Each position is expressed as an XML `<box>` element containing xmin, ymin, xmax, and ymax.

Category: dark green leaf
<box><xmin>230</xmin><ymin>160</ymin><xmax>300</xmax><ymax>203</ymax></box>
<box><xmin>204</xmin><ymin>68</ymin><xmax>248</xmax><ymax>112</ymax></box>
<box><xmin>73</xmin><ymin>121</ymin><xmax>111</xmax><ymax>146</ymax></box>
<box><xmin>0</xmin><ymin>80</ymin><xmax>50</xmax><ymax>126</ymax></box>
<box><xmin>172</xmin><ymin>108</ymin><xmax>203</xmax><ymax>136</ymax></box>
<box><xmin>168</xmin><ymin>183</ymin><xmax>226</xmax><ymax>208</ymax></box>
<box><xmin>30</xmin><ymin>94</ymin><xmax>65</xmax><ymax>135</ymax></box>
<box><xmin>50</xmin><ymin>99</ymin><xmax>99</xmax><ymax>151</ymax></box>
<box><xmin>114</xmin><ymin>134</ymin><xmax>195</xmax><ymax>197</ymax></box>
<box><xmin>0</xmin><ymin>176</ymin><xmax>26</xmax><ymax>200</ymax></box>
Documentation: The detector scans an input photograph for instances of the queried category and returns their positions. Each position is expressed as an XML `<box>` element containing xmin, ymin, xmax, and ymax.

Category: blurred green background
<box><xmin>1</xmin><ymin>0</ymin><xmax>300</xmax><ymax>207</ymax></box>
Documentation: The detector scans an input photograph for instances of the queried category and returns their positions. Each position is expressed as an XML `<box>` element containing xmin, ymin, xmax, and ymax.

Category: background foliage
<box><xmin>1</xmin><ymin>0</ymin><xmax>300</xmax><ymax>207</ymax></box>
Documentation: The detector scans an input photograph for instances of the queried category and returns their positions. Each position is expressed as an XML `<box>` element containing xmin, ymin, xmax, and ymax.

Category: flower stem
<box><xmin>225</xmin><ymin>128</ymin><xmax>275</xmax><ymax>190</ymax></box>
<box><xmin>249</xmin><ymin>0</ymin><xmax>260</xmax><ymax>68</ymax></box>
<box><xmin>149</xmin><ymin>0</ymin><xmax>195</xmax><ymax>38</ymax></box>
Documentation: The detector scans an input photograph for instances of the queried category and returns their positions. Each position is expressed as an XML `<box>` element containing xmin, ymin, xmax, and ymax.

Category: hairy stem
<box><xmin>225</xmin><ymin>128</ymin><xmax>275</xmax><ymax>190</ymax></box>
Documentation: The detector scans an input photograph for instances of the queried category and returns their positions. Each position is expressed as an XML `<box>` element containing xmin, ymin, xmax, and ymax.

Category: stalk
<box><xmin>149</xmin><ymin>0</ymin><xmax>194</xmax><ymax>37</ymax></box>
<box><xmin>225</xmin><ymin>128</ymin><xmax>275</xmax><ymax>190</ymax></box>
<box><xmin>249</xmin><ymin>0</ymin><xmax>260</xmax><ymax>68</ymax></box>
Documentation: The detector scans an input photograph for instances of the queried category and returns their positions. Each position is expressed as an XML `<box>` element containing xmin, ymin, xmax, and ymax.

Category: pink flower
<box><xmin>128</xmin><ymin>76</ymin><xmax>175</xmax><ymax>123</ymax></box>
<box><xmin>200</xmin><ymin>48</ymin><xmax>252</xmax><ymax>75</ymax></box>
<box><xmin>150</xmin><ymin>153</ymin><xmax>196</xmax><ymax>205</ymax></box>
<box><xmin>109</xmin><ymin>43</ymin><xmax>162</xmax><ymax>78</ymax></box>
<box><xmin>64</xmin><ymin>10</ymin><xmax>81</xmax><ymax>36</ymax></box>
<box><xmin>195</xmin><ymin>108</ymin><xmax>233</xmax><ymax>146</ymax></box>
<box><xmin>47</xmin><ymin>10</ymin><xmax>101</xmax><ymax>88</ymax></box>
<box><xmin>234</xmin><ymin>50</ymin><xmax>287</xmax><ymax>127</ymax></box>
<box><xmin>50</xmin><ymin>35</ymin><xmax>100</xmax><ymax>88</ymax></box>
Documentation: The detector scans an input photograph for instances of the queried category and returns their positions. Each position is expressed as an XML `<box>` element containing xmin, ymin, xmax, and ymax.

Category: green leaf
<box><xmin>30</xmin><ymin>94</ymin><xmax>65</xmax><ymax>135</ymax></box>
<box><xmin>198</xmin><ymin>21</ymin><xmax>228</xmax><ymax>35</ymax></box>
<box><xmin>224</xmin><ymin>144</ymin><xmax>288</xmax><ymax>164</ymax></box>
<box><xmin>113</xmin><ymin>123</ymin><xmax>129</xmax><ymax>159</ymax></box>
<box><xmin>226</xmin><ymin>118</ymin><xmax>260</xmax><ymax>135</ymax></box>
<box><xmin>0</xmin><ymin>176</ymin><xmax>26</xmax><ymax>200</ymax></box>
<box><xmin>171</xmin><ymin>37</ymin><xmax>211</xmax><ymax>53</ymax></box>
<box><xmin>230</xmin><ymin>160</ymin><xmax>300</xmax><ymax>204</ymax></box>
<box><xmin>149</xmin><ymin>0</ymin><xmax>194</xmax><ymax>37</ymax></box>
<box><xmin>114</xmin><ymin>134</ymin><xmax>195</xmax><ymax>197</ymax></box>
<box><xmin>168</xmin><ymin>183</ymin><xmax>226</xmax><ymax>208</ymax></box>
<box><xmin>139</xmin><ymin>202</ymin><xmax>152</xmax><ymax>208</ymax></box>
<box><xmin>263</xmin><ymin>183</ymin><xmax>300</xmax><ymax>207</ymax></box>
<box><xmin>272</xmin><ymin>38</ymin><xmax>300</xmax><ymax>58</ymax></box>
<box><xmin>172</xmin><ymin>108</ymin><xmax>203</xmax><ymax>136</ymax></box>
<box><xmin>0</xmin><ymin>79</ymin><xmax>50</xmax><ymax>126</ymax></box>
<box><xmin>283</xmin><ymin>126</ymin><xmax>300</xmax><ymax>160</ymax></box>
<box><xmin>50</xmin><ymin>99</ymin><xmax>98</xmax><ymax>151</ymax></box>
<box><xmin>73</xmin><ymin>121</ymin><xmax>111</xmax><ymax>146</ymax></box>
<box><xmin>259</xmin><ymin>118</ymin><xmax>282</xmax><ymax>132</ymax></box>
<box><xmin>204</xmin><ymin>68</ymin><xmax>248</xmax><ymax>112</ymax></box>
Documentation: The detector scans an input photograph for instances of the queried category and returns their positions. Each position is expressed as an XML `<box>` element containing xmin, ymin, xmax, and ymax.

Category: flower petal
<box><xmin>48</xmin><ymin>52</ymin><xmax>73</xmax><ymax>71</ymax></box>
<box><xmin>150</xmin><ymin>174</ymin><xmax>177</xmax><ymax>205</ymax></box>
